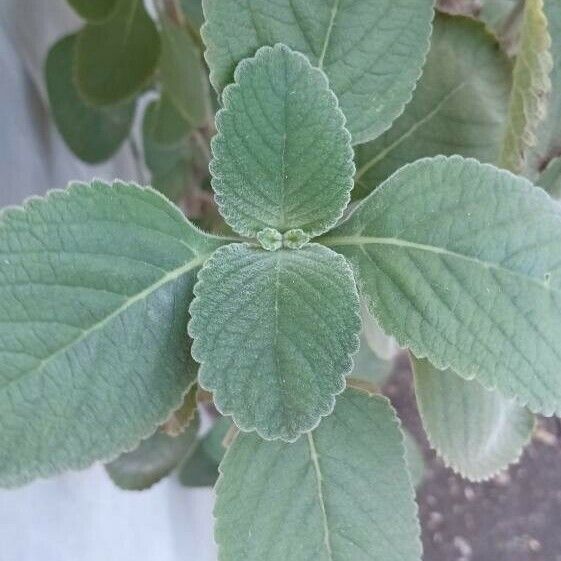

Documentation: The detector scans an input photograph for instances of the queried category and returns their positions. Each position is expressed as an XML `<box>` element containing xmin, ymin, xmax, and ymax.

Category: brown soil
<box><xmin>385</xmin><ymin>356</ymin><xmax>561</xmax><ymax>561</ymax></box>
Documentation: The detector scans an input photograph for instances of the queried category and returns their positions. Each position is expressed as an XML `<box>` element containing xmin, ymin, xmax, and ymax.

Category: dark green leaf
<box><xmin>67</xmin><ymin>0</ymin><xmax>119</xmax><ymax>22</ymax></box>
<box><xmin>75</xmin><ymin>0</ymin><xmax>161</xmax><ymax>105</ymax></box>
<box><xmin>46</xmin><ymin>34</ymin><xmax>135</xmax><ymax>164</ymax></box>
<box><xmin>106</xmin><ymin>414</ymin><xmax>200</xmax><ymax>490</ymax></box>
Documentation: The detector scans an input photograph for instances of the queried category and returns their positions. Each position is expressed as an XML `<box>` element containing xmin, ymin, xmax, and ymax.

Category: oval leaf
<box><xmin>0</xmin><ymin>181</ymin><xmax>222</xmax><ymax>486</ymax></box>
<box><xmin>211</xmin><ymin>44</ymin><xmax>354</xmax><ymax>238</ymax></box>
<box><xmin>46</xmin><ymin>34</ymin><xmax>135</xmax><ymax>164</ymax></box>
<box><xmin>202</xmin><ymin>0</ymin><xmax>434</xmax><ymax>145</ymax></box>
<box><xmin>325</xmin><ymin>155</ymin><xmax>561</xmax><ymax>416</ymax></box>
<box><xmin>354</xmin><ymin>14</ymin><xmax>511</xmax><ymax>195</ymax></box>
<box><xmin>189</xmin><ymin>242</ymin><xmax>360</xmax><ymax>441</ymax></box>
<box><xmin>215</xmin><ymin>389</ymin><xmax>421</xmax><ymax>561</ymax></box>
<box><xmin>106</xmin><ymin>414</ymin><xmax>200</xmax><ymax>490</ymax></box>
<box><xmin>413</xmin><ymin>357</ymin><xmax>534</xmax><ymax>481</ymax></box>
<box><xmin>75</xmin><ymin>0</ymin><xmax>161</xmax><ymax>105</ymax></box>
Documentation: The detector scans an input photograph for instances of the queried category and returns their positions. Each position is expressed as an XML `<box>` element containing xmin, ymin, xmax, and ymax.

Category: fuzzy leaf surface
<box><xmin>413</xmin><ymin>357</ymin><xmax>533</xmax><ymax>481</ymax></box>
<box><xmin>528</xmin><ymin>0</ymin><xmax>561</xmax><ymax>177</ymax></box>
<box><xmin>499</xmin><ymin>0</ymin><xmax>553</xmax><ymax>173</ymax></box>
<box><xmin>354</xmin><ymin>15</ymin><xmax>511</xmax><ymax>195</ymax></box>
<box><xmin>0</xmin><ymin>181</ymin><xmax>222</xmax><ymax>486</ymax></box>
<box><xmin>46</xmin><ymin>35</ymin><xmax>135</xmax><ymax>164</ymax></box>
<box><xmin>215</xmin><ymin>389</ymin><xmax>421</xmax><ymax>561</ymax></box>
<box><xmin>75</xmin><ymin>0</ymin><xmax>161</xmax><ymax>105</ymax></box>
<box><xmin>325</xmin><ymin>155</ymin><xmax>561</xmax><ymax>416</ymax></box>
<box><xmin>211</xmin><ymin>44</ymin><xmax>353</xmax><ymax>238</ymax></box>
<box><xmin>202</xmin><ymin>0</ymin><xmax>433</xmax><ymax>145</ymax></box>
<box><xmin>189</xmin><ymin>242</ymin><xmax>360</xmax><ymax>441</ymax></box>
<box><xmin>106</xmin><ymin>415</ymin><xmax>200</xmax><ymax>490</ymax></box>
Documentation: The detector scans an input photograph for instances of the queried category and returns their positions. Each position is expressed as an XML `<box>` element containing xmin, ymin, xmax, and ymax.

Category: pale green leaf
<box><xmin>106</xmin><ymin>414</ymin><xmax>200</xmax><ymax>490</ymax></box>
<box><xmin>412</xmin><ymin>357</ymin><xmax>534</xmax><ymax>481</ymax></box>
<box><xmin>75</xmin><ymin>0</ymin><xmax>161</xmax><ymax>105</ymax></box>
<box><xmin>202</xmin><ymin>0</ymin><xmax>433</xmax><ymax>145</ymax></box>
<box><xmin>211</xmin><ymin>44</ymin><xmax>353</xmax><ymax>238</ymax></box>
<box><xmin>159</xmin><ymin>13</ymin><xmax>209</xmax><ymax>127</ymax></box>
<box><xmin>46</xmin><ymin>34</ymin><xmax>135</xmax><ymax>164</ymax></box>
<box><xmin>162</xmin><ymin>382</ymin><xmax>199</xmax><ymax>436</ymax></box>
<box><xmin>189</xmin><ymin>242</ymin><xmax>360</xmax><ymax>441</ymax></box>
<box><xmin>499</xmin><ymin>0</ymin><xmax>553</xmax><ymax>173</ymax></box>
<box><xmin>349</xmin><ymin>333</ymin><xmax>393</xmax><ymax>387</ymax></box>
<box><xmin>538</xmin><ymin>155</ymin><xmax>561</xmax><ymax>198</ymax></box>
<box><xmin>67</xmin><ymin>0</ymin><xmax>119</xmax><ymax>22</ymax></box>
<box><xmin>361</xmin><ymin>301</ymin><xmax>399</xmax><ymax>362</ymax></box>
<box><xmin>323</xmin><ymin>155</ymin><xmax>561</xmax><ymax>416</ymax></box>
<box><xmin>180</xmin><ymin>0</ymin><xmax>203</xmax><ymax>28</ymax></box>
<box><xmin>178</xmin><ymin>415</ymin><xmax>231</xmax><ymax>487</ymax></box>
<box><xmin>0</xmin><ymin>181</ymin><xmax>223</xmax><ymax>486</ymax></box>
<box><xmin>528</xmin><ymin>0</ymin><xmax>561</xmax><ymax>177</ymax></box>
<box><xmin>215</xmin><ymin>389</ymin><xmax>421</xmax><ymax>561</ymax></box>
<box><xmin>403</xmin><ymin>430</ymin><xmax>425</xmax><ymax>489</ymax></box>
<box><xmin>354</xmin><ymin>15</ymin><xmax>511</xmax><ymax>196</ymax></box>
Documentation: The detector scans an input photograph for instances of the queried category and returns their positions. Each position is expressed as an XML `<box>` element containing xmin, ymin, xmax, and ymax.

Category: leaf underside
<box><xmin>106</xmin><ymin>414</ymin><xmax>200</xmax><ymax>491</ymax></box>
<box><xmin>0</xmin><ymin>181</ymin><xmax>222</xmax><ymax>486</ymax></box>
<box><xmin>211</xmin><ymin>44</ymin><xmax>354</xmax><ymax>238</ymax></box>
<box><xmin>202</xmin><ymin>0</ymin><xmax>434</xmax><ymax>145</ymax></box>
<box><xmin>326</xmin><ymin>155</ymin><xmax>561</xmax><ymax>416</ymax></box>
<box><xmin>215</xmin><ymin>389</ymin><xmax>421</xmax><ymax>561</ymax></box>
<box><xmin>189</xmin><ymin>242</ymin><xmax>361</xmax><ymax>441</ymax></box>
<box><xmin>413</xmin><ymin>357</ymin><xmax>533</xmax><ymax>481</ymax></box>
<box><xmin>499</xmin><ymin>0</ymin><xmax>553</xmax><ymax>174</ymax></box>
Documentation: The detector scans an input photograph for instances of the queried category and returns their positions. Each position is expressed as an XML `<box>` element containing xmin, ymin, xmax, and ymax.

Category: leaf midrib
<box><xmin>307</xmin><ymin>432</ymin><xmax>334</xmax><ymax>561</ymax></box>
<box><xmin>322</xmin><ymin>234</ymin><xmax>559</xmax><ymax>296</ymax></box>
<box><xmin>0</xmin><ymin>252</ymin><xmax>208</xmax><ymax>394</ymax></box>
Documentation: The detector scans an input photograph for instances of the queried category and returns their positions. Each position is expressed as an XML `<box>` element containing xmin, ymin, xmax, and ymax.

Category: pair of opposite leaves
<box><xmin>2</xmin><ymin>42</ymin><xmax>561</xmax><ymax>485</ymax></box>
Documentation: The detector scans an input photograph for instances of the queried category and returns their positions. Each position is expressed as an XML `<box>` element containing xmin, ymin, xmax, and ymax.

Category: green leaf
<box><xmin>143</xmin><ymin>96</ymin><xmax>192</xmax><ymax>177</ymax></box>
<box><xmin>403</xmin><ymin>429</ymin><xmax>425</xmax><ymax>489</ymax></box>
<box><xmin>189</xmin><ymin>242</ymin><xmax>360</xmax><ymax>441</ymax></box>
<box><xmin>46</xmin><ymin>34</ymin><xmax>135</xmax><ymax>164</ymax></box>
<box><xmin>142</xmin><ymin>96</ymin><xmax>195</xmax><ymax>202</ymax></box>
<box><xmin>180</xmin><ymin>0</ymin><xmax>204</xmax><ymax>28</ymax></box>
<box><xmin>412</xmin><ymin>357</ymin><xmax>534</xmax><ymax>481</ymax></box>
<box><xmin>178</xmin><ymin>415</ymin><xmax>231</xmax><ymax>487</ymax></box>
<box><xmin>538</xmin><ymin>155</ymin><xmax>561</xmax><ymax>198</ymax></box>
<box><xmin>75</xmin><ymin>0</ymin><xmax>161</xmax><ymax>105</ymax></box>
<box><xmin>211</xmin><ymin>44</ymin><xmax>353</xmax><ymax>238</ymax></box>
<box><xmin>215</xmin><ymin>388</ymin><xmax>421</xmax><ymax>561</ymax></box>
<box><xmin>0</xmin><ymin>181</ymin><xmax>223</xmax><ymax>486</ymax></box>
<box><xmin>106</xmin><ymin>414</ymin><xmax>200</xmax><ymax>490</ymax></box>
<box><xmin>162</xmin><ymin>382</ymin><xmax>199</xmax><ymax>436</ymax></box>
<box><xmin>499</xmin><ymin>0</ymin><xmax>553</xmax><ymax>174</ymax></box>
<box><xmin>354</xmin><ymin>15</ymin><xmax>512</xmax><ymax>196</ymax></box>
<box><xmin>528</xmin><ymin>0</ymin><xmax>561</xmax><ymax>177</ymax></box>
<box><xmin>202</xmin><ymin>0</ymin><xmax>433</xmax><ymax>145</ymax></box>
<box><xmin>362</xmin><ymin>301</ymin><xmax>399</xmax><ymax>362</ymax></box>
<box><xmin>324</xmin><ymin>155</ymin><xmax>561</xmax><ymax>417</ymax></box>
<box><xmin>67</xmin><ymin>0</ymin><xmax>119</xmax><ymax>22</ymax></box>
<box><xmin>159</xmin><ymin>13</ymin><xmax>208</xmax><ymax>127</ymax></box>
<box><xmin>349</xmin><ymin>333</ymin><xmax>393</xmax><ymax>387</ymax></box>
